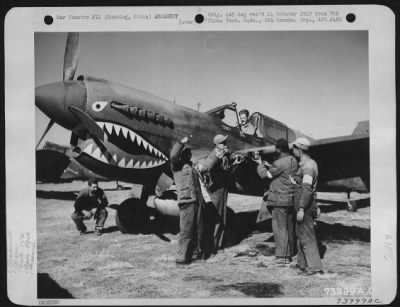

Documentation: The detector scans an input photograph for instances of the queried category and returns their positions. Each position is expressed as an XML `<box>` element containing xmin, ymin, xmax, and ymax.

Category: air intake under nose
<box><xmin>35</xmin><ymin>81</ymin><xmax>87</xmax><ymax>131</ymax></box>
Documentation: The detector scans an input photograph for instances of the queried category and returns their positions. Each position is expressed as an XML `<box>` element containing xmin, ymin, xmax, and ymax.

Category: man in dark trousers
<box><xmin>291</xmin><ymin>137</ymin><xmax>334</xmax><ymax>277</ymax></box>
<box><xmin>255</xmin><ymin>138</ymin><xmax>298</xmax><ymax>264</ymax></box>
<box><xmin>170</xmin><ymin>136</ymin><xmax>204</xmax><ymax>265</ymax></box>
<box><xmin>71</xmin><ymin>178</ymin><xmax>108</xmax><ymax>236</ymax></box>
<box><xmin>197</xmin><ymin>134</ymin><xmax>234</xmax><ymax>252</ymax></box>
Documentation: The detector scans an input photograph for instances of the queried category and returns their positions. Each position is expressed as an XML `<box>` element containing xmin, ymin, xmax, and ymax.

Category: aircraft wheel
<box><xmin>115</xmin><ymin>198</ymin><xmax>150</xmax><ymax>234</ymax></box>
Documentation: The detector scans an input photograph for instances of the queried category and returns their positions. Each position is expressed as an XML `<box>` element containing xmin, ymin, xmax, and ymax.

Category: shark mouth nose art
<box><xmin>79</xmin><ymin>121</ymin><xmax>168</xmax><ymax>169</ymax></box>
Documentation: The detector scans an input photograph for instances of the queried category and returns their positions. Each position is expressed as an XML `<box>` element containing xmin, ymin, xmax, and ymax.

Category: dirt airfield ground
<box><xmin>37</xmin><ymin>181</ymin><xmax>371</xmax><ymax>299</ymax></box>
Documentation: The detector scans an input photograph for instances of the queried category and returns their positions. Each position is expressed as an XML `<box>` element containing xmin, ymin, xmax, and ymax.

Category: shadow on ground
<box><xmin>37</xmin><ymin>188</ymin><xmax>370</xmax><ymax>243</ymax></box>
<box><xmin>318</xmin><ymin>198</ymin><xmax>370</xmax><ymax>213</ymax></box>
<box><xmin>102</xmin><ymin>226</ymin><xmax>120</xmax><ymax>234</ymax></box>
<box><xmin>38</xmin><ymin>273</ymin><xmax>74</xmax><ymax>298</ymax></box>
<box><xmin>36</xmin><ymin>186</ymin><xmax>131</xmax><ymax>200</ymax></box>
<box><xmin>36</xmin><ymin>191</ymin><xmax>77</xmax><ymax>201</ymax></box>
<box><xmin>103</xmin><ymin>186</ymin><xmax>131</xmax><ymax>192</ymax></box>
<box><xmin>147</xmin><ymin>208</ymin><xmax>369</xmax><ymax>245</ymax></box>
<box><xmin>232</xmin><ymin>210</ymin><xmax>369</xmax><ymax>243</ymax></box>
<box><xmin>214</xmin><ymin>282</ymin><xmax>283</xmax><ymax>297</ymax></box>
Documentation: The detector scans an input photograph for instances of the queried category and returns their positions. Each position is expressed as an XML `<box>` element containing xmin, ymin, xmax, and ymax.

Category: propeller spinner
<box><xmin>36</xmin><ymin>32</ymin><xmax>80</xmax><ymax>149</ymax></box>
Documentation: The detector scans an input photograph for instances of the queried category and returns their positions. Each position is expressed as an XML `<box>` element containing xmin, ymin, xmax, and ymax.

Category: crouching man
<box><xmin>71</xmin><ymin>178</ymin><xmax>109</xmax><ymax>236</ymax></box>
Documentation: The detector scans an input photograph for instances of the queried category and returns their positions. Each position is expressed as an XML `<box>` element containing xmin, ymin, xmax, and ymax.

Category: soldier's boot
<box><xmin>94</xmin><ymin>226</ymin><xmax>103</xmax><ymax>236</ymax></box>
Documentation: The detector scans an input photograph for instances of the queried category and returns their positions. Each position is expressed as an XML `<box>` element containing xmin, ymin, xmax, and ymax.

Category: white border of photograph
<box><xmin>5</xmin><ymin>5</ymin><xmax>396</xmax><ymax>305</ymax></box>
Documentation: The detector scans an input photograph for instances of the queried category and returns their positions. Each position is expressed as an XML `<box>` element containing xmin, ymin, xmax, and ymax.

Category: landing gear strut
<box><xmin>116</xmin><ymin>180</ymin><xmax>123</xmax><ymax>190</ymax></box>
<box><xmin>346</xmin><ymin>190</ymin><xmax>358</xmax><ymax>212</ymax></box>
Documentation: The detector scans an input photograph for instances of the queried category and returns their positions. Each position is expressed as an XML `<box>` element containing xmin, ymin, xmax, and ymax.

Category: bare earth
<box><xmin>37</xmin><ymin>181</ymin><xmax>371</xmax><ymax>299</ymax></box>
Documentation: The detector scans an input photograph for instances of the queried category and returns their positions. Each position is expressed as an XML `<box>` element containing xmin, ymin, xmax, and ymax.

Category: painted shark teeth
<box><xmin>121</xmin><ymin>127</ymin><xmax>129</xmax><ymax>138</ymax></box>
<box><xmin>143</xmin><ymin>140</ymin><xmax>148</xmax><ymax>150</ymax></box>
<box><xmin>104</xmin><ymin>123</ymin><xmax>113</xmax><ymax>135</ymax></box>
<box><xmin>83</xmin><ymin>143</ymin><xmax>93</xmax><ymax>154</ymax></box>
<box><xmin>128</xmin><ymin>131</ymin><xmax>136</xmax><ymax>142</ymax></box>
<box><xmin>91</xmin><ymin>147</ymin><xmax>101</xmax><ymax>160</ymax></box>
<box><xmin>89</xmin><ymin>121</ymin><xmax>169</xmax><ymax>169</ymax></box>
<box><xmin>82</xmin><ymin>142</ymin><xmax>167</xmax><ymax>169</ymax></box>
<box><xmin>114</xmin><ymin>125</ymin><xmax>121</xmax><ymax>135</ymax></box>
<box><xmin>118</xmin><ymin>158</ymin><xmax>126</xmax><ymax>167</ymax></box>
<box><xmin>126</xmin><ymin>159</ymin><xmax>133</xmax><ymax>168</ymax></box>
<box><xmin>96</xmin><ymin>121</ymin><xmax>168</xmax><ymax>161</ymax></box>
<box><xmin>98</xmin><ymin>153</ymin><xmax>108</xmax><ymax>164</ymax></box>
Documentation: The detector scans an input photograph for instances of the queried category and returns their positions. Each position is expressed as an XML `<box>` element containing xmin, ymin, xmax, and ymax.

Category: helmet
<box><xmin>292</xmin><ymin>137</ymin><xmax>311</xmax><ymax>151</ymax></box>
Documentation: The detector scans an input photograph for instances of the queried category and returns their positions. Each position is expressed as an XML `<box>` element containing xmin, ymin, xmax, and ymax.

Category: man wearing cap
<box><xmin>197</xmin><ymin>134</ymin><xmax>233</xmax><ymax>252</ymax></box>
<box><xmin>255</xmin><ymin>138</ymin><xmax>298</xmax><ymax>264</ymax></box>
<box><xmin>291</xmin><ymin>137</ymin><xmax>326</xmax><ymax>276</ymax></box>
<box><xmin>170</xmin><ymin>136</ymin><xmax>205</xmax><ymax>265</ymax></box>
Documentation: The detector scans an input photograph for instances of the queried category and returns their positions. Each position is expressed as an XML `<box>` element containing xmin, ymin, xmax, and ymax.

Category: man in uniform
<box><xmin>239</xmin><ymin>109</ymin><xmax>263</xmax><ymax>137</ymax></box>
<box><xmin>291</xmin><ymin>137</ymin><xmax>331</xmax><ymax>276</ymax></box>
<box><xmin>170</xmin><ymin>136</ymin><xmax>204</xmax><ymax>265</ymax></box>
<box><xmin>197</xmin><ymin>134</ymin><xmax>233</xmax><ymax>252</ymax></box>
<box><xmin>255</xmin><ymin>138</ymin><xmax>298</xmax><ymax>264</ymax></box>
<box><xmin>71</xmin><ymin>178</ymin><xmax>108</xmax><ymax>236</ymax></box>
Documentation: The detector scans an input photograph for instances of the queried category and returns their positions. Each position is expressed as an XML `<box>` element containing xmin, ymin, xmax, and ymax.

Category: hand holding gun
<box><xmin>180</xmin><ymin>135</ymin><xmax>192</xmax><ymax>144</ymax></box>
<box><xmin>254</xmin><ymin>151</ymin><xmax>271</xmax><ymax>167</ymax></box>
<box><xmin>232</xmin><ymin>154</ymin><xmax>244</xmax><ymax>165</ymax></box>
<box><xmin>253</xmin><ymin>151</ymin><xmax>262</xmax><ymax>164</ymax></box>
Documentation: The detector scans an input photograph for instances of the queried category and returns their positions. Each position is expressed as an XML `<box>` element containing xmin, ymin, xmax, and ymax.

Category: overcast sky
<box><xmin>35</xmin><ymin>31</ymin><xmax>368</xmax><ymax>146</ymax></box>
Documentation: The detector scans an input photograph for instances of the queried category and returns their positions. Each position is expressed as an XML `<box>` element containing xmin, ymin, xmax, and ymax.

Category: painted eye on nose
<box><xmin>92</xmin><ymin>101</ymin><xmax>108</xmax><ymax>112</ymax></box>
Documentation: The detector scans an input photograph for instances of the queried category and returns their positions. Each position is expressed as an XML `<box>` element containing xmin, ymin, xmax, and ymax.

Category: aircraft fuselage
<box><xmin>36</xmin><ymin>76</ymin><xmax>274</xmax><ymax>186</ymax></box>
<box><xmin>36</xmin><ymin>75</ymin><xmax>369</xmax><ymax>194</ymax></box>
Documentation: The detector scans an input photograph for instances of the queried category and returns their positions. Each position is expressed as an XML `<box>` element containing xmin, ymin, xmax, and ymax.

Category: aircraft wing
<box><xmin>60</xmin><ymin>158</ymin><xmax>108</xmax><ymax>181</ymax></box>
<box><xmin>309</xmin><ymin>133</ymin><xmax>369</xmax><ymax>188</ymax></box>
<box><xmin>36</xmin><ymin>149</ymin><xmax>71</xmax><ymax>182</ymax></box>
<box><xmin>232</xmin><ymin>133</ymin><xmax>369</xmax><ymax>192</ymax></box>
<box><xmin>36</xmin><ymin>141</ymin><xmax>107</xmax><ymax>182</ymax></box>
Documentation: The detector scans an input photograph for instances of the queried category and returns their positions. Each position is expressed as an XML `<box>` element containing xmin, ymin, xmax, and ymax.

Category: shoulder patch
<box><xmin>303</xmin><ymin>174</ymin><xmax>313</xmax><ymax>185</ymax></box>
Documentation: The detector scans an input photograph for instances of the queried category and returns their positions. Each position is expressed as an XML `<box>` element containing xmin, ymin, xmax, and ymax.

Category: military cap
<box><xmin>292</xmin><ymin>137</ymin><xmax>311</xmax><ymax>151</ymax></box>
<box><xmin>213</xmin><ymin>134</ymin><xmax>228</xmax><ymax>145</ymax></box>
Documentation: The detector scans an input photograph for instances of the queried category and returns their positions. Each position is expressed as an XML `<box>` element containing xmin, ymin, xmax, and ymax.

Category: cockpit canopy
<box><xmin>207</xmin><ymin>104</ymin><xmax>296</xmax><ymax>142</ymax></box>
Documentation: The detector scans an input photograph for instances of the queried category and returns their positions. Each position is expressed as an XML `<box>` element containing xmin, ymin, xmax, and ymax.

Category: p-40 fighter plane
<box><xmin>36</xmin><ymin>33</ymin><xmax>369</xmax><ymax>233</ymax></box>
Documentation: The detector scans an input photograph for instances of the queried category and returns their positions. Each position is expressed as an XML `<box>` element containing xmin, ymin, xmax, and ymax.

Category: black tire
<box><xmin>115</xmin><ymin>198</ymin><xmax>150</xmax><ymax>234</ymax></box>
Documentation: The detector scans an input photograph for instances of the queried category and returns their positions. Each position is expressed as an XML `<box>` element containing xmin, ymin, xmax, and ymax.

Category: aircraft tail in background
<box><xmin>352</xmin><ymin>120</ymin><xmax>369</xmax><ymax>135</ymax></box>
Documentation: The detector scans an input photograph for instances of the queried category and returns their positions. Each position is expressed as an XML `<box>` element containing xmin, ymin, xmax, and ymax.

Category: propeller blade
<box><xmin>68</xmin><ymin>106</ymin><xmax>104</xmax><ymax>141</ymax></box>
<box><xmin>68</xmin><ymin>113</ymin><xmax>118</xmax><ymax>167</ymax></box>
<box><xmin>63</xmin><ymin>33</ymin><xmax>80</xmax><ymax>81</ymax></box>
<box><xmin>92</xmin><ymin>135</ymin><xmax>118</xmax><ymax>167</ymax></box>
<box><xmin>36</xmin><ymin>119</ymin><xmax>55</xmax><ymax>150</ymax></box>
